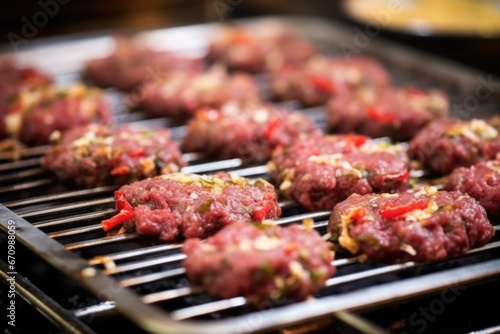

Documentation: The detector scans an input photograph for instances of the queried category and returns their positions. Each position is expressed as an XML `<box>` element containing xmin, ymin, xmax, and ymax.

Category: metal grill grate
<box><xmin>1</xmin><ymin>16</ymin><xmax>500</xmax><ymax>334</ymax></box>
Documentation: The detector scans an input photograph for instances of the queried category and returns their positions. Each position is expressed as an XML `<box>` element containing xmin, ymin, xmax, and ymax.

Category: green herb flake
<box><xmin>298</xmin><ymin>249</ymin><xmax>309</xmax><ymax>261</ymax></box>
<box><xmin>56</xmin><ymin>91</ymin><xmax>69</xmax><ymax>99</ymax></box>
<box><xmin>196</xmin><ymin>199</ymin><xmax>213</xmax><ymax>213</ymax></box>
<box><xmin>310</xmin><ymin>269</ymin><xmax>323</xmax><ymax>283</ymax></box>
<box><xmin>200</xmin><ymin>176</ymin><xmax>215</xmax><ymax>185</ymax></box>
<box><xmin>259</xmin><ymin>263</ymin><xmax>275</xmax><ymax>278</ymax></box>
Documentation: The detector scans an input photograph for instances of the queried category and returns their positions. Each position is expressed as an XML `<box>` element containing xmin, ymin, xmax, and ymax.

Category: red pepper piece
<box><xmin>366</xmin><ymin>106</ymin><xmax>395</xmax><ymax>124</ymax></box>
<box><xmin>252</xmin><ymin>204</ymin><xmax>273</xmax><ymax>221</ymax></box>
<box><xmin>102</xmin><ymin>191</ymin><xmax>135</xmax><ymax>231</ymax></box>
<box><xmin>386</xmin><ymin>170</ymin><xmax>410</xmax><ymax>181</ymax></box>
<box><xmin>306</xmin><ymin>73</ymin><xmax>335</xmax><ymax>94</ymax></box>
<box><xmin>22</xmin><ymin>68</ymin><xmax>36</xmax><ymax>79</ymax></box>
<box><xmin>345</xmin><ymin>134</ymin><xmax>368</xmax><ymax>147</ymax></box>
<box><xmin>263</xmin><ymin>118</ymin><xmax>279</xmax><ymax>140</ymax></box>
<box><xmin>129</xmin><ymin>147</ymin><xmax>145</xmax><ymax>157</ymax></box>
<box><xmin>110</xmin><ymin>165</ymin><xmax>131</xmax><ymax>175</ymax></box>
<box><xmin>200</xmin><ymin>108</ymin><xmax>221</xmax><ymax>121</ymax></box>
<box><xmin>350</xmin><ymin>207</ymin><xmax>366</xmax><ymax>220</ymax></box>
<box><xmin>284</xmin><ymin>242</ymin><xmax>298</xmax><ymax>255</ymax></box>
<box><xmin>10</xmin><ymin>99</ymin><xmax>23</xmax><ymax>113</ymax></box>
<box><xmin>380</xmin><ymin>201</ymin><xmax>428</xmax><ymax>219</ymax></box>
<box><xmin>230</xmin><ymin>32</ymin><xmax>254</xmax><ymax>45</ymax></box>
<box><xmin>22</xmin><ymin>68</ymin><xmax>43</xmax><ymax>83</ymax></box>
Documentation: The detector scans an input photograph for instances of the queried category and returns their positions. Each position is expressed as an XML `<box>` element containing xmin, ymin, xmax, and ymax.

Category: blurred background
<box><xmin>1</xmin><ymin>0</ymin><xmax>500</xmax><ymax>76</ymax></box>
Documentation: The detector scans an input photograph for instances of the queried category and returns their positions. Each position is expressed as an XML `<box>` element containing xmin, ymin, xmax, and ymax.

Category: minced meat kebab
<box><xmin>1</xmin><ymin>60</ymin><xmax>52</xmax><ymax>143</ymax></box>
<box><xmin>181</xmin><ymin>100</ymin><xmax>321</xmax><ymax>162</ymax></box>
<box><xmin>101</xmin><ymin>172</ymin><xmax>281</xmax><ymax>242</ymax></box>
<box><xmin>408</xmin><ymin>118</ymin><xmax>500</xmax><ymax>175</ymax></box>
<box><xmin>43</xmin><ymin>124</ymin><xmax>185</xmax><ymax>188</ymax></box>
<box><xmin>84</xmin><ymin>36</ymin><xmax>203</xmax><ymax>92</ymax></box>
<box><xmin>206</xmin><ymin>19</ymin><xmax>316</xmax><ymax>73</ymax></box>
<box><xmin>327</xmin><ymin>86</ymin><xmax>449</xmax><ymax>141</ymax></box>
<box><xmin>445</xmin><ymin>158</ymin><xmax>500</xmax><ymax>218</ymax></box>
<box><xmin>130</xmin><ymin>64</ymin><xmax>259</xmax><ymax>118</ymax></box>
<box><xmin>182</xmin><ymin>220</ymin><xmax>335</xmax><ymax>302</ymax></box>
<box><xmin>268</xmin><ymin>134</ymin><xmax>410</xmax><ymax>211</ymax></box>
<box><xmin>0</xmin><ymin>59</ymin><xmax>52</xmax><ymax>101</ymax></box>
<box><xmin>270</xmin><ymin>55</ymin><xmax>391</xmax><ymax>107</ymax></box>
<box><xmin>2</xmin><ymin>83</ymin><xmax>112</xmax><ymax>146</ymax></box>
<box><xmin>328</xmin><ymin>187</ymin><xmax>495</xmax><ymax>263</ymax></box>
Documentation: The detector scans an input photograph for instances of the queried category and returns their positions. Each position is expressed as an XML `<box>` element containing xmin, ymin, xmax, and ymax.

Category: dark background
<box><xmin>1</xmin><ymin>0</ymin><xmax>500</xmax><ymax>78</ymax></box>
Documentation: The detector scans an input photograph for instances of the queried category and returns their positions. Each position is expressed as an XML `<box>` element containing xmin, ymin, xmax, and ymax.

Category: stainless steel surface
<box><xmin>1</xmin><ymin>15</ymin><xmax>499</xmax><ymax>334</ymax></box>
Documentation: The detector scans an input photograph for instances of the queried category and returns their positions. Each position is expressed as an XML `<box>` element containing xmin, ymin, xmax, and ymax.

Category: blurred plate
<box><xmin>342</xmin><ymin>0</ymin><xmax>500</xmax><ymax>38</ymax></box>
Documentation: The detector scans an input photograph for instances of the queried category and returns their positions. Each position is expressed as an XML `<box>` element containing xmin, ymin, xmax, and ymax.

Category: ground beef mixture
<box><xmin>0</xmin><ymin>60</ymin><xmax>53</xmax><ymax>141</ymax></box>
<box><xmin>206</xmin><ymin>19</ymin><xmax>316</xmax><ymax>73</ymax></box>
<box><xmin>131</xmin><ymin>65</ymin><xmax>260</xmax><ymax>118</ymax></box>
<box><xmin>328</xmin><ymin>187</ymin><xmax>495</xmax><ymax>263</ymax></box>
<box><xmin>181</xmin><ymin>100</ymin><xmax>321</xmax><ymax>162</ymax></box>
<box><xmin>2</xmin><ymin>84</ymin><xmax>113</xmax><ymax>146</ymax></box>
<box><xmin>84</xmin><ymin>36</ymin><xmax>203</xmax><ymax>92</ymax></box>
<box><xmin>408</xmin><ymin>118</ymin><xmax>500</xmax><ymax>175</ymax></box>
<box><xmin>270</xmin><ymin>55</ymin><xmax>391</xmax><ymax>107</ymax></box>
<box><xmin>101</xmin><ymin>172</ymin><xmax>281</xmax><ymax>242</ymax></box>
<box><xmin>43</xmin><ymin>124</ymin><xmax>185</xmax><ymax>188</ymax></box>
<box><xmin>267</xmin><ymin>134</ymin><xmax>410</xmax><ymax>211</ymax></box>
<box><xmin>327</xmin><ymin>86</ymin><xmax>449</xmax><ymax>141</ymax></box>
<box><xmin>445</xmin><ymin>159</ymin><xmax>500</xmax><ymax>218</ymax></box>
<box><xmin>182</xmin><ymin>220</ymin><xmax>335</xmax><ymax>302</ymax></box>
<box><xmin>0</xmin><ymin>60</ymin><xmax>52</xmax><ymax>101</ymax></box>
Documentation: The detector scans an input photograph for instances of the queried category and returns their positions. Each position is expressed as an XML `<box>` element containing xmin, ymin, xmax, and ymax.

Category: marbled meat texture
<box><xmin>131</xmin><ymin>65</ymin><xmax>260</xmax><ymax>118</ymax></box>
<box><xmin>206</xmin><ymin>19</ymin><xmax>316</xmax><ymax>73</ymax></box>
<box><xmin>445</xmin><ymin>159</ymin><xmax>500</xmax><ymax>218</ymax></box>
<box><xmin>328</xmin><ymin>187</ymin><xmax>495</xmax><ymax>263</ymax></box>
<box><xmin>327</xmin><ymin>86</ymin><xmax>449</xmax><ymax>141</ymax></box>
<box><xmin>181</xmin><ymin>100</ymin><xmax>321</xmax><ymax>162</ymax></box>
<box><xmin>2</xmin><ymin>84</ymin><xmax>112</xmax><ymax>146</ymax></box>
<box><xmin>43</xmin><ymin>124</ymin><xmax>185</xmax><ymax>188</ymax></box>
<box><xmin>101</xmin><ymin>172</ymin><xmax>282</xmax><ymax>242</ymax></box>
<box><xmin>408</xmin><ymin>118</ymin><xmax>500</xmax><ymax>175</ymax></box>
<box><xmin>267</xmin><ymin>134</ymin><xmax>410</xmax><ymax>211</ymax></box>
<box><xmin>270</xmin><ymin>55</ymin><xmax>391</xmax><ymax>107</ymax></box>
<box><xmin>182</xmin><ymin>221</ymin><xmax>335</xmax><ymax>302</ymax></box>
<box><xmin>84</xmin><ymin>36</ymin><xmax>203</xmax><ymax>92</ymax></box>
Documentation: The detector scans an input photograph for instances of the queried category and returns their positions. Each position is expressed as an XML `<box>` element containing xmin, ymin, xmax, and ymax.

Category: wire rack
<box><xmin>1</xmin><ymin>15</ymin><xmax>500</xmax><ymax>334</ymax></box>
